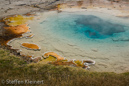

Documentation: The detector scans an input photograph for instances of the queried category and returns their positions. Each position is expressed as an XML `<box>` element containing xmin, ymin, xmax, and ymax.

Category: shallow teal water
<box><xmin>40</xmin><ymin>12</ymin><xmax>129</xmax><ymax>44</ymax></box>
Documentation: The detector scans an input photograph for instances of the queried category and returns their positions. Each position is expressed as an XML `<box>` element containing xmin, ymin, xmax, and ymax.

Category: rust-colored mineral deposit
<box><xmin>43</xmin><ymin>52</ymin><xmax>65</xmax><ymax>61</ymax></box>
<box><xmin>3</xmin><ymin>24</ymin><xmax>30</xmax><ymax>36</ymax></box>
<box><xmin>21</xmin><ymin>43</ymin><xmax>40</xmax><ymax>50</ymax></box>
<box><xmin>0</xmin><ymin>14</ymin><xmax>34</xmax><ymax>45</ymax></box>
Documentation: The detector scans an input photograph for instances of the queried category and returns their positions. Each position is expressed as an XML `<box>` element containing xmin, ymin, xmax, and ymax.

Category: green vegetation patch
<box><xmin>0</xmin><ymin>48</ymin><xmax>129</xmax><ymax>86</ymax></box>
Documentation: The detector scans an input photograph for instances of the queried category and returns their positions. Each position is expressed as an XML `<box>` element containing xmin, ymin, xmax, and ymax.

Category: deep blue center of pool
<box><xmin>75</xmin><ymin>15</ymin><xmax>125</xmax><ymax>39</ymax></box>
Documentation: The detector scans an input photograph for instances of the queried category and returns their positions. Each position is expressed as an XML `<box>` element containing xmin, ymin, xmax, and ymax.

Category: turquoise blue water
<box><xmin>40</xmin><ymin>12</ymin><xmax>129</xmax><ymax>44</ymax></box>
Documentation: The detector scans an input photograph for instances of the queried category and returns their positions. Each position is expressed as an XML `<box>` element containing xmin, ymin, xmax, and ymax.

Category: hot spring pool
<box><xmin>10</xmin><ymin>11</ymin><xmax>129</xmax><ymax>73</ymax></box>
<box><xmin>40</xmin><ymin>12</ymin><xmax>129</xmax><ymax>44</ymax></box>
